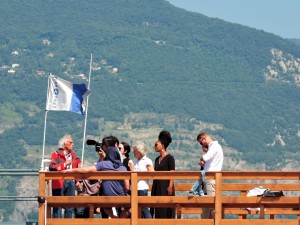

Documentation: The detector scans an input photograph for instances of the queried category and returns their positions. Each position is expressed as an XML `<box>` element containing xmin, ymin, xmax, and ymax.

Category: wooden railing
<box><xmin>38</xmin><ymin>171</ymin><xmax>300</xmax><ymax>225</ymax></box>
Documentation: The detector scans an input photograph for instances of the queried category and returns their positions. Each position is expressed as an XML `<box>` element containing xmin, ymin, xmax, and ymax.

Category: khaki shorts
<box><xmin>202</xmin><ymin>180</ymin><xmax>215</xmax><ymax>219</ymax></box>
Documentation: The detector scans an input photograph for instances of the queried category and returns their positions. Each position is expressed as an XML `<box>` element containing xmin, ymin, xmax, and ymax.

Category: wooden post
<box><xmin>259</xmin><ymin>204</ymin><xmax>265</xmax><ymax>219</ymax></box>
<box><xmin>239</xmin><ymin>191</ymin><xmax>247</xmax><ymax>219</ymax></box>
<box><xmin>38</xmin><ymin>172</ymin><xmax>46</xmax><ymax>225</ymax></box>
<box><xmin>88</xmin><ymin>204</ymin><xmax>94</xmax><ymax>218</ymax></box>
<box><xmin>131</xmin><ymin>172</ymin><xmax>138</xmax><ymax>225</ymax></box>
<box><xmin>215</xmin><ymin>172</ymin><xmax>222</xmax><ymax>225</ymax></box>
<box><xmin>176</xmin><ymin>203</ymin><xmax>182</xmax><ymax>219</ymax></box>
<box><xmin>46</xmin><ymin>179</ymin><xmax>51</xmax><ymax>218</ymax></box>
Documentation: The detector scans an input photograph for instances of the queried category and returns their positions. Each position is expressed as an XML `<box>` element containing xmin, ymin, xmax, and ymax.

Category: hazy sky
<box><xmin>167</xmin><ymin>0</ymin><xmax>299</xmax><ymax>39</ymax></box>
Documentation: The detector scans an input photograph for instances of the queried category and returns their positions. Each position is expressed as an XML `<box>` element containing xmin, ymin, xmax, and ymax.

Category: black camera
<box><xmin>86</xmin><ymin>139</ymin><xmax>102</xmax><ymax>152</ymax></box>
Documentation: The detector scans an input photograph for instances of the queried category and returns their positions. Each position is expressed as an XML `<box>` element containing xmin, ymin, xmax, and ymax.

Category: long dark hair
<box><xmin>122</xmin><ymin>141</ymin><xmax>131</xmax><ymax>158</ymax></box>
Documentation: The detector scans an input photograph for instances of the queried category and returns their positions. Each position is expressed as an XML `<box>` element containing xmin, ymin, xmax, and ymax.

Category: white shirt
<box><xmin>202</xmin><ymin>141</ymin><xmax>223</xmax><ymax>172</ymax></box>
<box><xmin>64</xmin><ymin>150</ymin><xmax>72</xmax><ymax>169</ymax></box>
<box><xmin>134</xmin><ymin>156</ymin><xmax>153</xmax><ymax>190</ymax></box>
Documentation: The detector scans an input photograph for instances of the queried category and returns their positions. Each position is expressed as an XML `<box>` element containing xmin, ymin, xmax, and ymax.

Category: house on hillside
<box><xmin>8</xmin><ymin>69</ymin><xmax>15</xmax><ymax>74</ymax></box>
<box><xmin>43</xmin><ymin>39</ymin><xmax>51</xmax><ymax>45</ymax></box>
<box><xmin>12</xmin><ymin>50</ymin><xmax>19</xmax><ymax>56</ymax></box>
<box><xmin>36</xmin><ymin>70</ymin><xmax>45</xmax><ymax>75</ymax></box>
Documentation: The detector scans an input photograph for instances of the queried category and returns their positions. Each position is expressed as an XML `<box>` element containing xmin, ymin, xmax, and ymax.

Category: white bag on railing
<box><xmin>246</xmin><ymin>186</ymin><xmax>268</xmax><ymax>197</ymax></box>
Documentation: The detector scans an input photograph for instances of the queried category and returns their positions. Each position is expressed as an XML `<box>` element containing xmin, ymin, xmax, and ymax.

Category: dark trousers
<box><xmin>52</xmin><ymin>189</ymin><xmax>62</xmax><ymax>218</ymax></box>
<box><xmin>138</xmin><ymin>189</ymin><xmax>152</xmax><ymax>218</ymax></box>
<box><xmin>52</xmin><ymin>180</ymin><xmax>75</xmax><ymax>218</ymax></box>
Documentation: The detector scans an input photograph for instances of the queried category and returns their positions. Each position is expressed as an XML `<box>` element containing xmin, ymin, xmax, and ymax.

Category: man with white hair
<box><xmin>49</xmin><ymin>134</ymin><xmax>81</xmax><ymax>218</ymax></box>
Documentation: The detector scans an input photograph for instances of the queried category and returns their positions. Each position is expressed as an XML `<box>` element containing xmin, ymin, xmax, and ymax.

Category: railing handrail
<box><xmin>0</xmin><ymin>169</ymin><xmax>39</xmax><ymax>204</ymax></box>
<box><xmin>0</xmin><ymin>169</ymin><xmax>39</xmax><ymax>176</ymax></box>
<box><xmin>38</xmin><ymin>170</ymin><xmax>300</xmax><ymax>225</ymax></box>
<box><xmin>38</xmin><ymin>170</ymin><xmax>300</xmax><ymax>180</ymax></box>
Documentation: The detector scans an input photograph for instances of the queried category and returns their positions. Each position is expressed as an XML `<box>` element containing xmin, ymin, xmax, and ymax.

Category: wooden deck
<box><xmin>38</xmin><ymin>171</ymin><xmax>300</xmax><ymax>225</ymax></box>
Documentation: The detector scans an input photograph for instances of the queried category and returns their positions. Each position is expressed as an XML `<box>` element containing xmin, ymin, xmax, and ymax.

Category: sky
<box><xmin>166</xmin><ymin>0</ymin><xmax>300</xmax><ymax>39</ymax></box>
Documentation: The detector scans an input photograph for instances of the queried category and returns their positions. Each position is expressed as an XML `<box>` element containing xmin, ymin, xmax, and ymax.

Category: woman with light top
<box><xmin>133</xmin><ymin>142</ymin><xmax>154</xmax><ymax>218</ymax></box>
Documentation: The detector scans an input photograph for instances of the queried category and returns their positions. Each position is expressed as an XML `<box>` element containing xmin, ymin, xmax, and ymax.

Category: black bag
<box><xmin>262</xmin><ymin>190</ymin><xmax>284</xmax><ymax>197</ymax></box>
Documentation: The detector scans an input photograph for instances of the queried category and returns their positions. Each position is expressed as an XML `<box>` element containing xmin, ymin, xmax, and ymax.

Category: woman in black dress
<box><xmin>150</xmin><ymin>130</ymin><xmax>176</xmax><ymax>218</ymax></box>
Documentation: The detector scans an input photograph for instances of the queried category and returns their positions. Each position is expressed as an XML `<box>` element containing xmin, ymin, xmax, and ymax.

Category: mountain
<box><xmin>0</xmin><ymin>0</ymin><xmax>299</xmax><ymax>221</ymax></box>
<box><xmin>289</xmin><ymin>38</ymin><xmax>300</xmax><ymax>46</ymax></box>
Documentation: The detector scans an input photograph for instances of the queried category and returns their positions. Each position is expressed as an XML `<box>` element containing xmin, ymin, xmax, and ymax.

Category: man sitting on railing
<box><xmin>64</xmin><ymin>135</ymin><xmax>130</xmax><ymax>218</ymax></box>
<box><xmin>189</xmin><ymin>146</ymin><xmax>208</xmax><ymax>196</ymax></box>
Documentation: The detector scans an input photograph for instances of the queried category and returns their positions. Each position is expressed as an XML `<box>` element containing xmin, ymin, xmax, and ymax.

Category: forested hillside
<box><xmin>0</xmin><ymin>0</ymin><xmax>299</xmax><ymax>222</ymax></box>
<box><xmin>289</xmin><ymin>38</ymin><xmax>300</xmax><ymax>46</ymax></box>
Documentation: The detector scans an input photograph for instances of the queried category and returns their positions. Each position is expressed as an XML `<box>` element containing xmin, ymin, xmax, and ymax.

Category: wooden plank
<box><xmin>137</xmin><ymin>196</ymin><xmax>215</xmax><ymax>207</ymax></box>
<box><xmin>43</xmin><ymin>171</ymin><xmax>131</xmax><ymax>180</ymax></box>
<box><xmin>46</xmin><ymin>218</ymin><xmax>215</xmax><ymax>225</ymax></box>
<box><xmin>224</xmin><ymin>209</ymin><xmax>262</xmax><ymax>215</ymax></box>
<box><xmin>47</xmin><ymin>218</ymin><xmax>131</xmax><ymax>225</ymax></box>
<box><xmin>161</xmin><ymin>184</ymin><xmax>300</xmax><ymax>193</ymax></box>
<box><xmin>224</xmin><ymin>208</ymin><xmax>300</xmax><ymax>215</ymax></box>
<box><xmin>222</xmin><ymin>196</ymin><xmax>300</xmax><ymax>206</ymax></box>
<box><xmin>140</xmin><ymin>219</ymin><xmax>214</xmax><ymax>225</ymax></box>
<box><xmin>222</xmin><ymin>183</ymin><xmax>300</xmax><ymax>191</ymax></box>
<box><xmin>136</xmin><ymin>171</ymin><xmax>215</xmax><ymax>180</ymax></box>
<box><xmin>220</xmin><ymin>219</ymin><xmax>299</xmax><ymax>225</ymax></box>
<box><xmin>220</xmin><ymin>171</ymin><xmax>300</xmax><ymax>180</ymax></box>
<box><xmin>43</xmin><ymin>171</ymin><xmax>216</xmax><ymax>181</ymax></box>
<box><xmin>150</xmin><ymin>183</ymin><xmax>300</xmax><ymax>192</ymax></box>
<box><xmin>180</xmin><ymin>208</ymin><xmax>202</xmax><ymax>214</ymax></box>
<box><xmin>42</xmin><ymin>171</ymin><xmax>300</xmax><ymax>181</ymax></box>
<box><xmin>45</xmin><ymin>196</ymin><xmax>215</xmax><ymax>205</ymax></box>
<box><xmin>46</xmin><ymin>196</ymin><xmax>130</xmax><ymax>208</ymax></box>
<box><xmin>149</xmin><ymin>183</ymin><xmax>194</xmax><ymax>191</ymax></box>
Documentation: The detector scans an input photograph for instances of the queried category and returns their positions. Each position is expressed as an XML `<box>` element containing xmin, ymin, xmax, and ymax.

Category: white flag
<box><xmin>46</xmin><ymin>74</ymin><xmax>91</xmax><ymax>115</ymax></box>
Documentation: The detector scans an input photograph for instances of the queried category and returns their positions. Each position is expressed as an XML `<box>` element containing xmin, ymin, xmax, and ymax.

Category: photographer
<box><xmin>65</xmin><ymin>136</ymin><xmax>129</xmax><ymax>218</ymax></box>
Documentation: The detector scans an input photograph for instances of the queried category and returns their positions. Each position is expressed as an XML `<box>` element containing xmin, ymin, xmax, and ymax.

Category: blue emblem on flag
<box><xmin>46</xmin><ymin>74</ymin><xmax>91</xmax><ymax>115</ymax></box>
<box><xmin>53</xmin><ymin>88</ymin><xmax>59</xmax><ymax>95</ymax></box>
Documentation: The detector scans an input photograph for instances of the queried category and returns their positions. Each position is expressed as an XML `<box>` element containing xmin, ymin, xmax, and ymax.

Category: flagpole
<box><xmin>40</xmin><ymin>75</ymin><xmax>50</xmax><ymax>171</ymax></box>
<box><xmin>81</xmin><ymin>53</ymin><xmax>93</xmax><ymax>167</ymax></box>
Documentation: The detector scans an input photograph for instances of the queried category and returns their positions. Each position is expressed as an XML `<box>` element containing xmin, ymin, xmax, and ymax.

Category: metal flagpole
<box><xmin>40</xmin><ymin>75</ymin><xmax>50</xmax><ymax>171</ymax></box>
<box><xmin>81</xmin><ymin>53</ymin><xmax>93</xmax><ymax>167</ymax></box>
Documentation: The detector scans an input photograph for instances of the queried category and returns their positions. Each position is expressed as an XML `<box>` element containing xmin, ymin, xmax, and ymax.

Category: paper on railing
<box><xmin>246</xmin><ymin>186</ymin><xmax>268</xmax><ymax>196</ymax></box>
<box><xmin>241</xmin><ymin>207</ymin><xmax>262</xmax><ymax>212</ymax></box>
<box><xmin>241</xmin><ymin>186</ymin><xmax>268</xmax><ymax>211</ymax></box>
